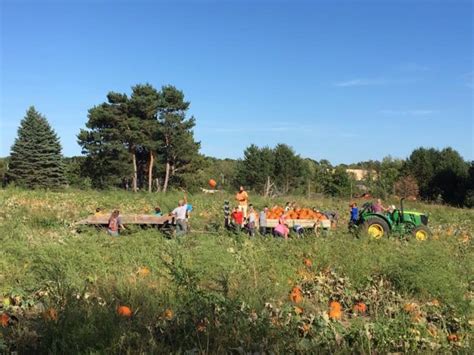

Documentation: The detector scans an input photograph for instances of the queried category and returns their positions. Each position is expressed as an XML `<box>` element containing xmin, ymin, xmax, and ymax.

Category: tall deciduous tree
<box><xmin>8</xmin><ymin>107</ymin><xmax>66</xmax><ymax>188</ymax></box>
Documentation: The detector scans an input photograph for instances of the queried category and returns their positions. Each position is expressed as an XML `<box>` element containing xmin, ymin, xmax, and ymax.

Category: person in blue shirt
<box><xmin>350</xmin><ymin>203</ymin><xmax>359</xmax><ymax>224</ymax></box>
<box><xmin>153</xmin><ymin>206</ymin><xmax>162</xmax><ymax>216</ymax></box>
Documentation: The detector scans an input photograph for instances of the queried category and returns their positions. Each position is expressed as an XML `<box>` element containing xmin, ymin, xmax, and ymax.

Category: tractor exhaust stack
<box><xmin>400</xmin><ymin>198</ymin><xmax>405</xmax><ymax>222</ymax></box>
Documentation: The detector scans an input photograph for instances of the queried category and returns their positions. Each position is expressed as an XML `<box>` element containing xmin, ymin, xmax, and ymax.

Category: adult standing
<box><xmin>235</xmin><ymin>186</ymin><xmax>249</xmax><ymax>218</ymax></box>
<box><xmin>171</xmin><ymin>200</ymin><xmax>188</xmax><ymax>236</ymax></box>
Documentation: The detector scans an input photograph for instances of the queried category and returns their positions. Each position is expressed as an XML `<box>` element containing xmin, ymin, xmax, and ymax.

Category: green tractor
<box><xmin>352</xmin><ymin>198</ymin><xmax>431</xmax><ymax>240</ymax></box>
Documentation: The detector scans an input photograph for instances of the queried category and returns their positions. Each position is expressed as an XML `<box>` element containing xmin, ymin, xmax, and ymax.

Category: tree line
<box><xmin>1</xmin><ymin>83</ymin><xmax>473</xmax><ymax>207</ymax></box>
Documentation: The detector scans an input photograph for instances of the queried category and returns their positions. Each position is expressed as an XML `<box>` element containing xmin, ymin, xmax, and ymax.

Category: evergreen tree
<box><xmin>8</xmin><ymin>107</ymin><xmax>66</xmax><ymax>188</ymax></box>
<box><xmin>78</xmin><ymin>93</ymin><xmax>134</xmax><ymax>189</ymax></box>
<box><xmin>157</xmin><ymin>85</ymin><xmax>200</xmax><ymax>192</ymax></box>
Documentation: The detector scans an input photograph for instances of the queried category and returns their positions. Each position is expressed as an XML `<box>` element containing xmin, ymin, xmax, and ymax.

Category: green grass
<box><xmin>0</xmin><ymin>188</ymin><xmax>473</xmax><ymax>353</ymax></box>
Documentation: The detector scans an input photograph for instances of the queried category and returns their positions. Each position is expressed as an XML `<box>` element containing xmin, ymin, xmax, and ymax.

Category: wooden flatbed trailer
<box><xmin>266</xmin><ymin>218</ymin><xmax>331</xmax><ymax>235</ymax></box>
<box><xmin>75</xmin><ymin>214</ymin><xmax>176</xmax><ymax>234</ymax></box>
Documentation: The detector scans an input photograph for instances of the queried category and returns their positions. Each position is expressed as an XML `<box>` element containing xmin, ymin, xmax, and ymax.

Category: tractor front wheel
<box><xmin>363</xmin><ymin>218</ymin><xmax>390</xmax><ymax>239</ymax></box>
<box><xmin>412</xmin><ymin>225</ymin><xmax>431</xmax><ymax>241</ymax></box>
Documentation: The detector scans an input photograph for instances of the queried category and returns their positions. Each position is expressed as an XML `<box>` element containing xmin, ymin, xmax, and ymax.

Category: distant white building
<box><xmin>346</xmin><ymin>169</ymin><xmax>377</xmax><ymax>181</ymax></box>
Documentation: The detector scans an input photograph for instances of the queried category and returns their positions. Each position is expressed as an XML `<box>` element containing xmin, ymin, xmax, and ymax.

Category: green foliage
<box><xmin>324</xmin><ymin>166</ymin><xmax>352</xmax><ymax>198</ymax></box>
<box><xmin>78</xmin><ymin>84</ymin><xmax>200</xmax><ymax>192</ymax></box>
<box><xmin>7</xmin><ymin>107</ymin><xmax>66</xmax><ymax>189</ymax></box>
<box><xmin>236</xmin><ymin>144</ymin><xmax>275</xmax><ymax>193</ymax></box>
<box><xmin>405</xmin><ymin>147</ymin><xmax>469</xmax><ymax>205</ymax></box>
<box><xmin>0</xmin><ymin>157</ymin><xmax>9</xmax><ymax>187</ymax></box>
<box><xmin>0</xmin><ymin>189</ymin><xmax>472</xmax><ymax>352</ymax></box>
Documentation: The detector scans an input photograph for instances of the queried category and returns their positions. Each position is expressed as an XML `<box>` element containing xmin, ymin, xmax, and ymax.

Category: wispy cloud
<box><xmin>333</xmin><ymin>77</ymin><xmax>416</xmax><ymax>87</ymax></box>
<box><xmin>465</xmin><ymin>71</ymin><xmax>473</xmax><ymax>88</ymax></box>
<box><xmin>200</xmin><ymin>123</ymin><xmax>359</xmax><ymax>138</ymax></box>
<box><xmin>379</xmin><ymin>109</ymin><xmax>439</xmax><ymax>116</ymax></box>
<box><xmin>333</xmin><ymin>78</ymin><xmax>387</xmax><ymax>87</ymax></box>
<box><xmin>397</xmin><ymin>63</ymin><xmax>430</xmax><ymax>72</ymax></box>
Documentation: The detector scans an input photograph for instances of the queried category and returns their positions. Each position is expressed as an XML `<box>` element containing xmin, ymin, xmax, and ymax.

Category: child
<box><xmin>223</xmin><ymin>200</ymin><xmax>231</xmax><ymax>229</ymax></box>
<box><xmin>231</xmin><ymin>207</ymin><xmax>243</xmax><ymax>232</ymax></box>
<box><xmin>259</xmin><ymin>207</ymin><xmax>268</xmax><ymax>235</ymax></box>
<box><xmin>247</xmin><ymin>205</ymin><xmax>256</xmax><ymax>237</ymax></box>
<box><xmin>293</xmin><ymin>224</ymin><xmax>304</xmax><ymax>237</ymax></box>
<box><xmin>350</xmin><ymin>203</ymin><xmax>359</xmax><ymax>224</ymax></box>
<box><xmin>273</xmin><ymin>221</ymin><xmax>289</xmax><ymax>239</ymax></box>
<box><xmin>154</xmin><ymin>206</ymin><xmax>163</xmax><ymax>216</ymax></box>
<box><xmin>108</xmin><ymin>210</ymin><xmax>125</xmax><ymax>237</ymax></box>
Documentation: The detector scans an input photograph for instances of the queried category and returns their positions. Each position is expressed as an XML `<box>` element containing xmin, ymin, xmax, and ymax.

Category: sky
<box><xmin>1</xmin><ymin>0</ymin><xmax>473</xmax><ymax>164</ymax></box>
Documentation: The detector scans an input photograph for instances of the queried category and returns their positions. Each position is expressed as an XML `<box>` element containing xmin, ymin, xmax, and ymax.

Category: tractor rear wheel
<box><xmin>363</xmin><ymin>218</ymin><xmax>390</xmax><ymax>239</ymax></box>
<box><xmin>412</xmin><ymin>225</ymin><xmax>431</xmax><ymax>241</ymax></box>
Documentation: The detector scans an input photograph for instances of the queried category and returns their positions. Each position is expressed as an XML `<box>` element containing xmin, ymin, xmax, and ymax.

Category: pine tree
<box><xmin>8</xmin><ymin>107</ymin><xmax>66</xmax><ymax>188</ymax></box>
<box><xmin>157</xmin><ymin>85</ymin><xmax>200</xmax><ymax>192</ymax></box>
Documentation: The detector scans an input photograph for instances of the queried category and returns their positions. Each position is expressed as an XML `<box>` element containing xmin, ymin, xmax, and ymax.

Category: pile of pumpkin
<box><xmin>266</xmin><ymin>206</ymin><xmax>328</xmax><ymax>220</ymax></box>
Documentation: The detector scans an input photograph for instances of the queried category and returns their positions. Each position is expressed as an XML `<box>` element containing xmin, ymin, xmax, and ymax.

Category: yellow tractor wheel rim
<box><xmin>368</xmin><ymin>224</ymin><xmax>384</xmax><ymax>239</ymax></box>
<box><xmin>415</xmin><ymin>230</ymin><xmax>428</xmax><ymax>241</ymax></box>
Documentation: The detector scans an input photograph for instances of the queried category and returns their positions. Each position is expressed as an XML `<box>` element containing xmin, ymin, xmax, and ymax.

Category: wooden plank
<box><xmin>76</xmin><ymin>214</ymin><xmax>174</xmax><ymax>225</ymax></box>
<box><xmin>266</xmin><ymin>219</ymin><xmax>318</xmax><ymax>228</ymax></box>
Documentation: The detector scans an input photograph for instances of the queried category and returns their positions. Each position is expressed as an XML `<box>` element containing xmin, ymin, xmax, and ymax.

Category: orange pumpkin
<box><xmin>328</xmin><ymin>301</ymin><xmax>342</xmax><ymax>320</ymax></box>
<box><xmin>163</xmin><ymin>308</ymin><xmax>173</xmax><ymax>320</ymax></box>
<box><xmin>117</xmin><ymin>305</ymin><xmax>132</xmax><ymax>317</ymax></box>
<box><xmin>294</xmin><ymin>306</ymin><xmax>304</xmax><ymax>315</ymax></box>
<box><xmin>403</xmin><ymin>302</ymin><xmax>417</xmax><ymax>313</ymax></box>
<box><xmin>1</xmin><ymin>313</ymin><xmax>9</xmax><ymax>328</ymax></box>
<box><xmin>196</xmin><ymin>320</ymin><xmax>207</xmax><ymax>332</ymax></box>
<box><xmin>208</xmin><ymin>179</ymin><xmax>217</xmax><ymax>188</ymax></box>
<box><xmin>137</xmin><ymin>267</ymin><xmax>151</xmax><ymax>277</ymax></box>
<box><xmin>447</xmin><ymin>334</ymin><xmax>459</xmax><ymax>342</ymax></box>
<box><xmin>43</xmin><ymin>308</ymin><xmax>58</xmax><ymax>321</ymax></box>
<box><xmin>353</xmin><ymin>302</ymin><xmax>367</xmax><ymax>314</ymax></box>
<box><xmin>289</xmin><ymin>286</ymin><xmax>303</xmax><ymax>303</ymax></box>
<box><xmin>303</xmin><ymin>258</ymin><xmax>312</xmax><ymax>268</ymax></box>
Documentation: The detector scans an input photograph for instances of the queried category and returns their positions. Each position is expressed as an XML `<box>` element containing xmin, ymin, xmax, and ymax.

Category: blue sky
<box><xmin>1</xmin><ymin>0</ymin><xmax>472</xmax><ymax>164</ymax></box>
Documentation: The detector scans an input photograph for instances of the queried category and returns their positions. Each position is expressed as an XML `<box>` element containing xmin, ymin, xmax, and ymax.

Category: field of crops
<box><xmin>0</xmin><ymin>188</ymin><xmax>473</xmax><ymax>353</ymax></box>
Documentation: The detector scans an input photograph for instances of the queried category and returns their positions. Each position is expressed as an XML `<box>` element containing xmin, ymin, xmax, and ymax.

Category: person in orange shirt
<box><xmin>235</xmin><ymin>186</ymin><xmax>249</xmax><ymax>218</ymax></box>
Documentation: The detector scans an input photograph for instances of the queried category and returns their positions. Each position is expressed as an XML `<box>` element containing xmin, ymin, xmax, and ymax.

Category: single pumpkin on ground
<box><xmin>289</xmin><ymin>286</ymin><xmax>303</xmax><ymax>303</ymax></box>
<box><xmin>117</xmin><ymin>305</ymin><xmax>132</xmax><ymax>318</ymax></box>
<box><xmin>328</xmin><ymin>301</ymin><xmax>343</xmax><ymax>320</ymax></box>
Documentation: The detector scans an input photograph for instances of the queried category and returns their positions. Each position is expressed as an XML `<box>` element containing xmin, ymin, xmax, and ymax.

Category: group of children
<box><xmin>224</xmin><ymin>201</ymin><xmax>283</xmax><ymax>238</ymax></box>
<box><xmin>223</xmin><ymin>201</ymin><xmax>336</xmax><ymax>239</ymax></box>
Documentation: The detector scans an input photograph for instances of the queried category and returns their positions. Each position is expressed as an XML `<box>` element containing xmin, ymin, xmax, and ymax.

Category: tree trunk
<box><xmin>163</xmin><ymin>161</ymin><xmax>170</xmax><ymax>193</ymax></box>
<box><xmin>155</xmin><ymin>178</ymin><xmax>161</xmax><ymax>192</ymax></box>
<box><xmin>264</xmin><ymin>176</ymin><xmax>273</xmax><ymax>197</ymax></box>
<box><xmin>148</xmin><ymin>151</ymin><xmax>154</xmax><ymax>193</ymax></box>
<box><xmin>131</xmin><ymin>151</ymin><xmax>137</xmax><ymax>193</ymax></box>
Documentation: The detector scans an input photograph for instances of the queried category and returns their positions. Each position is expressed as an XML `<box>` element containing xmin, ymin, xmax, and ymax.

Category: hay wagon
<box><xmin>75</xmin><ymin>214</ymin><xmax>176</xmax><ymax>234</ymax></box>
<box><xmin>266</xmin><ymin>218</ymin><xmax>332</xmax><ymax>236</ymax></box>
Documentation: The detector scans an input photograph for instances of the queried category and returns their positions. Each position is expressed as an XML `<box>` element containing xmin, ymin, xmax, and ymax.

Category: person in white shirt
<box><xmin>171</xmin><ymin>200</ymin><xmax>188</xmax><ymax>236</ymax></box>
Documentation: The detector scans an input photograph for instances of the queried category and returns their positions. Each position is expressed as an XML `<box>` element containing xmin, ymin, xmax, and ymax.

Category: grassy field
<box><xmin>0</xmin><ymin>188</ymin><xmax>473</xmax><ymax>353</ymax></box>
